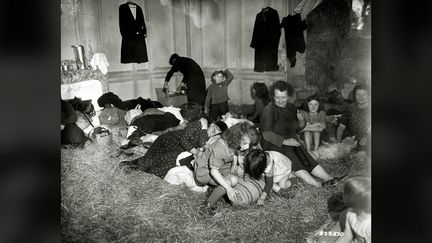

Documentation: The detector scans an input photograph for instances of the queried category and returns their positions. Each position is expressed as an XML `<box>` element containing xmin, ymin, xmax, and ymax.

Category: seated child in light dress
<box><xmin>335</xmin><ymin>175</ymin><xmax>371</xmax><ymax>243</ymax></box>
<box><xmin>244</xmin><ymin>149</ymin><xmax>295</xmax><ymax>205</ymax></box>
<box><xmin>300</xmin><ymin>96</ymin><xmax>326</xmax><ymax>151</ymax></box>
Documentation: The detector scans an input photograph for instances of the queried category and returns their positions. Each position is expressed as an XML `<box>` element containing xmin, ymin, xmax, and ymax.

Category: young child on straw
<box><xmin>335</xmin><ymin>175</ymin><xmax>371</xmax><ymax>243</ymax></box>
<box><xmin>243</xmin><ymin>149</ymin><xmax>295</xmax><ymax>205</ymax></box>
<box><xmin>300</xmin><ymin>96</ymin><xmax>326</xmax><ymax>152</ymax></box>
<box><xmin>204</xmin><ymin>69</ymin><xmax>234</xmax><ymax>122</ymax></box>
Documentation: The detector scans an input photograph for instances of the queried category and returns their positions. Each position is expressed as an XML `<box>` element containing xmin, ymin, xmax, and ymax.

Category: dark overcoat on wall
<box><xmin>250</xmin><ymin>7</ymin><xmax>281</xmax><ymax>72</ymax></box>
<box><xmin>165</xmin><ymin>55</ymin><xmax>207</xmax><ymax>107</ymax></box>
<box><xmin>281</xmin><ymin>14</ymin><xmax>307</xmax><ymax>68</ymax></box>
<box><xmin>119</xmin><ymin>3</ymin><xmax>148</xmax><ymax>63</ymax></box>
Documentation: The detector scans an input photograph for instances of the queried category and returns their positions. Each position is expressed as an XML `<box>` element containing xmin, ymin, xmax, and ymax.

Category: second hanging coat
<box><xmin>250</xmin><ymin>7</ymin><xmax>281</xmax><ymax>72</ymax></box>
<box><xmin>119</xmin><ymin>3</ymin><xmax>148</xmax><ymax>63</ymax></box>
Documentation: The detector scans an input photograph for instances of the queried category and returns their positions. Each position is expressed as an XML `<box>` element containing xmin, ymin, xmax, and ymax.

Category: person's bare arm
<box><xmin>210</xmin><ymin>168</ymin><xmax>236</xmax><ymax>201</ymax></box>
<box><xmin>336</xmin><ymin>123</ymin><xmax>346</xmax><ymax>141</ymax></box>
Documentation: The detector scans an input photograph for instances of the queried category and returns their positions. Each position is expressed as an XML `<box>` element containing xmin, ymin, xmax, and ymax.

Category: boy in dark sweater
<box><xmin>204</xmin><ymin>69</ymin><xmax>234</xmax><ymax>121</ymax></box>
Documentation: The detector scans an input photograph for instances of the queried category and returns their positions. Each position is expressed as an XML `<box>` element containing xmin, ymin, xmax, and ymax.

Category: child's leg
<box><xmin>294</xmin><ymin>169</ymin><xmax>322</xmax><ymax>187</ymax></box>
<box><xmin>206</xmin><ymin>173</ymin><xmax>237</xmax><ymax>207</ymax></box>
<box><xmin>220</xmin><ymin>101</ymin><xmax>229</xmax><ymax>120</ymax></box>
<box><xmin>206</xmin><ymin>185</ymin><xmax>226</xmax><ymax>207</ymax></box>
<box><xmin>209</xmin><ymin>104</ymin><xmax>218</xmax><ymax>122</ymax></box>
<box><xmin>304</xmin><ymin>131</ymin><xmax>312</xmax><ymax>151</ymax></box>
<box><xmin>313</xmin><ymin>131</ymin><xmax>321</xmax><ymax>151</ymax></box>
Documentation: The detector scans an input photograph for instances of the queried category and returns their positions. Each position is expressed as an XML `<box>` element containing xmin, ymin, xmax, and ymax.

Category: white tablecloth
<box><xmin>61</xmin><ymin>80</ymin><xmax>103</xmax><ymax>111</ymax></box>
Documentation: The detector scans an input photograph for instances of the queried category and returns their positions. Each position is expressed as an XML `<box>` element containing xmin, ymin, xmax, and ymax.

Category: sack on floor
<box><xmin>90</xmin><ymin>127</ymin><xmax>112</xmax><ymax>145</ymax></box>
<box><xmin>99</xmin><ymin>107</ymin><xmax>122</xmax><ymax>125</ymax></box>
<box><xmin>61</xmin><ymin>123</ymin><xmax>90</xmax><ymax>147</ymax></box>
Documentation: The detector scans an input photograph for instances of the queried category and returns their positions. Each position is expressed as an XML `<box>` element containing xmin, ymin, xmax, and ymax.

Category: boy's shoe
<box><xmin>206</xmin><ymin>186</ymin><xmax>215</xmax><ymax>197</ymax></box>
<box><xmin>198</xmin><ymin>202</ymin><xmax>216</xmax><ymax>216</ymax></box>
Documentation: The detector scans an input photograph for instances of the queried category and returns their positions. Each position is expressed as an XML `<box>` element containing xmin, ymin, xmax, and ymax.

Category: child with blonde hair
<box><xmin>335</xmin><ymin>175</ymin><xmax>371</xmax><ymax>243</ymax></box>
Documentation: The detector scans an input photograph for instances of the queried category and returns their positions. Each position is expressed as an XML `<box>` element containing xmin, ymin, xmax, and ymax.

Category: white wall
<box><xmin>61</xmin><ymin>0</ymin><xmax>307</xmax><ymax>105</ymax></box>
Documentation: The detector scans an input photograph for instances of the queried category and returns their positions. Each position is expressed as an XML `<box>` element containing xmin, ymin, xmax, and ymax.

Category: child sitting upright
<box><xmin>204</xmin><ymin>69</ymin><xmax>234</xmax><ymax>122</ymax></box>
<box><xmin>335</xmin><ymin>175</ymin><xmax>371</xmax><ymax>243</ymax></box>
<box><xmin>300</xmin><ymin>95</ymin><xmax>326</xmax><ymax>151</ymax></box>
<box><xmin>244</xmin><ymin>149</ymin><xmax>294</xmax><ymax>205</ymax></box>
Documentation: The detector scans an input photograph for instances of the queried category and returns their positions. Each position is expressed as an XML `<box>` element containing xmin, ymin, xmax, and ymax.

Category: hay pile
<box><xmin>61</xmin><ymin>139</ymin><xmax>369</xmax><ymax>242</ymax></box>
<box><xmin>316</xmin><ymin>137</ymin><xmax>357</xmax><ymax>161</ymax></box>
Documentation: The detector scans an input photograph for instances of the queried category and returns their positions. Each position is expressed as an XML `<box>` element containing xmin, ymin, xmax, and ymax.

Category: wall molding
<box><xmin>107</xmin><ymin>68</ymin><xmax>296</xmax><ymax>83</ymax></box>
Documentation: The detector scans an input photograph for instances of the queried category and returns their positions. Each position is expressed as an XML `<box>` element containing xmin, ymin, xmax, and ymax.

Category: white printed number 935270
<box><xmin>315</xmin><ymin>231</ymin><xmax>344</xmax><ymax>237</ymax></box>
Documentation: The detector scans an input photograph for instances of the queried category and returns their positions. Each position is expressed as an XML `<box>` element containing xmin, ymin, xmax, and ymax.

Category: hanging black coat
<box><xmin>165</xmin><ymin>55</ymin><xmax>207</xmax><ymax>107</ymax></box>
<box><xmin>250</xmin><ymin>7</ymin><xmax>281</xmax><ymax>72</ymax></box>
<box><xmin>119</xmin><ymin>3</ymin><xmax>148</xmax><ymax>63</ymax></box>
<box><xmin>281</xmin><ymin>14</ymin><xmax>307</xmax><ymax>68</ymax></box>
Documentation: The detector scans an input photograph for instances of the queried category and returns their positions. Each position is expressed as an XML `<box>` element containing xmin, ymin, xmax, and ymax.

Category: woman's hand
<box><xmin>283</xmin><ymin>138</ymin><xmax>301</xmax><ymax>147</ymax></box>
<box><xmin>296</xmin><ymin>110</ymin><xmax>304</xmax><ymax>121</ymax></box>
<box><xmin>163</xmin><ymin>82</ymin><xmax>170</xmax><ymax>92</ymax></box>
<box><xmin>226</xmin><ymin>188</ymin><xmax>237</xmax><ymax>202</ymax></box>
<box><xmin>200</xmin><ymin>118</ymin><xmax>208</xmax><ymax>129</ymax></box>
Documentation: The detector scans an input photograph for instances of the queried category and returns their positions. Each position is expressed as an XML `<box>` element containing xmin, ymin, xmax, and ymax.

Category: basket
<box><xmin>95</xmin><ymin>132</ymin><xmax>113</xmax><ymax>146</ymax></box>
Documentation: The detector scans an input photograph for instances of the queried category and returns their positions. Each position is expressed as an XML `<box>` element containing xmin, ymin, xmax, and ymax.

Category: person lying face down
<box><xmin>122</xmin><ymin>102</ymin><xmax>203</xmax><ymax>147</ymax></box>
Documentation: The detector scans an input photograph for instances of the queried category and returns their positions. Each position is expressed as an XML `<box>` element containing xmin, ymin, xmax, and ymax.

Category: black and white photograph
<box><xmin>60</xmin><ymin>0</ymin><xmax>371</xmax><ymax>241</ymax></box>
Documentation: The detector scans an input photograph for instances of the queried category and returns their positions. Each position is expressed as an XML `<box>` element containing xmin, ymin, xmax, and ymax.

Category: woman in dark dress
<box><xmin>164</xmin><ymin>53</ymin><xmax>207</xmax><ymax>107</ymax></box>
<box><xmin>259</xmin><ymin>81</ymin><xmax>345</xmax><ymax>187</ymax></box>
<box><xmin>120</xmin><ymin>103</ymin><xmax>208</xmax><ymax>178</ymax></box>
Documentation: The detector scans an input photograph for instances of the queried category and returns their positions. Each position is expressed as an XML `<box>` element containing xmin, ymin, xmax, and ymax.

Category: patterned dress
<box><xmin>135</xmin><ymin>120</ymin><xmax>208</xmax><ymax>178</ymax></box>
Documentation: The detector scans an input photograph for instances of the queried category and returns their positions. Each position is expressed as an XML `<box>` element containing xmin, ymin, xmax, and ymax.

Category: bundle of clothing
<box><xmin>97</xmin><ymin>92</ymin><xmax>162</xmax><ymax>111</ymax></box>
<box><xmin>61</xmin><ymin>99</ymin><xmax>92</xmax><ymax>147</ymax></box>
<box><xmin>97</xmin><ymin>92</ymin><xmax>164</xmax><ymax>127</ymax></box>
